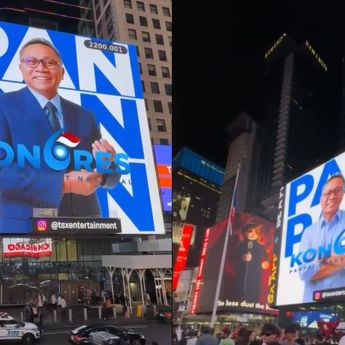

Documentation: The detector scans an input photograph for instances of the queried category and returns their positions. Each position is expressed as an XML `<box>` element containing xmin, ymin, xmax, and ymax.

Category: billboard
<box><xmin>274</xmin><ymin>152</ymin><xmax>345</xmax><ymax>306</ymax></box>
<box><xmin>153</xmin><ymin>145</ymin><xmax>172</xmax><ymax>212</ymax></box>
<box><xmin>195</xmin><ymin>213</ymin><xmax>278</xmax><ymax>315</ymax></box>
<box><xmin>3</xmin><ymin>238</ymin><xmax>52</xmax><ymax>257</ymax></box>
<box><xmin>0</xmin><ymin>21</ymin><xmax>164</xmax><ymax>234</ymax></box>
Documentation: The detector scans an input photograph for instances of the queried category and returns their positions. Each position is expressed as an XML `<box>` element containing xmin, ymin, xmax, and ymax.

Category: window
<box><xmin>105</xmin><ymin>7</ymin><xmax>112</xmax><ymax>20</ymax></box>
<box><xmin>124</xmin><ymin>0</ymin><xmax>132</xmax><ymax>9</ymax></box>
<box><xmin>126</xmin><ymin>13</ymin><xmax>134</xmax><ymax>24</ymax></box>
<box><xmin>136</xmin><ymin>1</ymin><xmax>145</xmax><ymax>11</ymax></box>
<box><xmin>96</xmin><ymin>6</ymin><xmax>101</xmax><ymax>17</ymax></box>
<box><xmin>128</xmin><ymin>29</ymin><xmax>137</xmax><ymax>40</ymax></box>
<box><xmin>147</xmin><ymin>64</ymin><xmax>157</xmax><ymax>76</ymax></box>
<box><xmin>151</xmin><ymin>137</ymin><xmax>154</xmax><ymax>145</ymax></box>
<box><xmin>144</xmin><ymin>47</ymin><xmax>153</xmax><ymax>59</ymax></box>
<box><xmin>150</xmin><ymin>4</ymin><xmax>158</xmax><ymax>14</ymax></box>
<box><xmin>168</xmin><ymin>101</ymin><xmax>172</xmax><ymax>114</ymax></box>
<box><xmin>148</xmin><ymin>117</ymin><xmax>152</xmax><ymax>130</ymax></box>
<box><xmin>161</xmin><ymin>67</ymin><xmax>170</xmax><ymax>78</ymax></box>
<box><xmin>162</xmin><ymin>7</ymin><xmax>171</xmax><ymax>17</ymax></box>
<box><xmin>145</xmin><ymin>99</ymin><xmax>149</xmax><ymax>111</ymax></box>
<box><xmin>165</xmin><ymin>21</ymin><xmax>172</xmax><ymax>31</ymax></box>
<box><xmin>150</xmin><ymin>82</ymin><xmax>160</xmax><ymax>94</ymax></box>
<box><xmin>152</xmin><ymin>18</ymin><xmax>161</xmax><ymax>29</ymax></box>
<box><xmin>141</xmin><ymin>80</ymin><xmax>145</xmax><ymax>92</ymax></box>
<box><xmin>168</xmin><ymin>36</ymin><xmax>172</xmax><ymax>47</ymax></box>
<box><xmin>139</xmin><ymin>16</ymin><xmax>148</xmax><ymax>26</ymax></box>
<box><xmin>158</xmin><ymin>50</ymin><xmax>167</xmax><ymax>61</ymax></box>
<box><xmin>107</xmin><ymin>22</ymin><xmax>114</xmax><ymax>36</ymax></box>
<box><xmin>142</xmin><ymin>31</ymin><xmax>151</xmax><ymax>42</ymax></box>
<box><xmin>155</xmin><ymin>34</ymin><xmax>164</xmax><ymax>45</ymax></box>
<box><xmin>157</xmin><ymin>118</ymin><xmax>167</xmax><ymax>132</ymax></box>
<box><xmin>160</xmin><ymin>138</ymin><xmax>169</xmax><ymax>145</ymax></box>
<box><xmin>138</xmin><ymin>62</ymin><xmax>142</xmax><ymax>74</ymax></box>
<box><xmin>153</xmin><ymin>100</ymin><xmax>163</xmax><ymax>112</ymax></box>
<box><xmin>164</xmin><ymin>84</ymin><xmax>172</xmax><ymax>96</ymax></box>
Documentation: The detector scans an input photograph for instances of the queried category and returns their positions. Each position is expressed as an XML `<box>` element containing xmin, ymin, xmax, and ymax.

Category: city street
<box><xmin>38</xmin><ymin>320</ymin><xmax>171</xmax><ymax>345</ymax></box>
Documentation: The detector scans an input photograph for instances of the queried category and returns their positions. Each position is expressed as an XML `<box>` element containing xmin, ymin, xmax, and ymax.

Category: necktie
<box><xmin>44</xmin><ymin>102</ymin><xmax>60</xmax><ymax>131</ymax></box>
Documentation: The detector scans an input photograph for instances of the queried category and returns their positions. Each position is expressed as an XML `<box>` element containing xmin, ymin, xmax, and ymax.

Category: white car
<box><xmin>0</xmin><ymin>312</ymin><xmax>40</xmax><ymax>344</ymax></box>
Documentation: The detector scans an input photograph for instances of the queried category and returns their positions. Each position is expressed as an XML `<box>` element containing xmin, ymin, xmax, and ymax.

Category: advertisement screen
<box><xmin>0</xmin><ymin>21</ymin><xmax>164</xmax><ymax>234</ymax></box>
<box><xmin>196</xmin><ymin>213</ymin><xmax>277</xmax><ymax>314</ymax></box>
<box><xmin>153</xmin><ymin>145</ymin><xmax>172</xmax><ymax>212</ymax></box>
<box><xmin>275</xmin><ymin>152</ymin><xmax>345</xmax><ymax>305</ymax></box>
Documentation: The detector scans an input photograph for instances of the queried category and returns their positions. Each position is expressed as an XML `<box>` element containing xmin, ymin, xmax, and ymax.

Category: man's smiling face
<box><xmin>19</xmin><ymin>43</ymin><xmax>64</xmax><ymax>100</ymax></box>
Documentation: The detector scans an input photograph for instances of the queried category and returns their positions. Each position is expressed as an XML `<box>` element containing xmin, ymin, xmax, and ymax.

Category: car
<box><xmin>156</xmin><ymin>305</ymin><xmax>172</xmax><ymax>323</ymax></box>
<box><xmin>0</xmin><ymin>312</ymin><xmax>41</xmax><ymax>344</ymax></box>
<box><xmin>69</xmin><ymin>324</ymin><xmax>146</xmax><ymax>345</ymax></box>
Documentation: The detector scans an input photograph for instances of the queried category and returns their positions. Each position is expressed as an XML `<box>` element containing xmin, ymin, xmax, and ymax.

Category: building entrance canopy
<box><xmin>102</xmin><ymin>255</ymin><xmax>171</xmax><ymax>315</ymax></box>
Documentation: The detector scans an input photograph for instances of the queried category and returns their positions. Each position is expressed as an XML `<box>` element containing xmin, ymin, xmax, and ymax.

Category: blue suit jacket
<box><xmin>0</xmin><ymin>87</ymin><xmax>118</xmax><ymax>233</ymax></box>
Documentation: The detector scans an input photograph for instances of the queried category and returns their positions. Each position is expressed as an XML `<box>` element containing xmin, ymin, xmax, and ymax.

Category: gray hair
<box><xmin>19</xmin><ymin>38</ymin><xmax>61</xmax><ymax>61</ymax></box>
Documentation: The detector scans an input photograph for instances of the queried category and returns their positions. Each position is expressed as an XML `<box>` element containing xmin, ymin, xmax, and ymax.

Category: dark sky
<box><xmin>173</xmin><ymin>2</ymin><xmax>343</xmax><ymax>167</ymax></box>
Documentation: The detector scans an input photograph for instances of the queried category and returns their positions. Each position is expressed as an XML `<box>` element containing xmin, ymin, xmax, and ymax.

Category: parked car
<box><xmin>0</xmin><ymin>312</ymin><xmax>41</xmax><ymax>344</ymax></box>
<box><xmin>69</xmin><ymin>324</ymin><xmax>146</xmax><ymax>345</ymax></box>
<box><xmin>156</xmin><ymin>305</ymin><xmax>172</xmax><ymax>323</ymax></box>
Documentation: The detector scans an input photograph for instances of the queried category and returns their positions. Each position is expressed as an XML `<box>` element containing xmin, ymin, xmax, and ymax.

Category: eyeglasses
<box><xmin>261</xmin><ymin>332</ymin><xmax>273</xmax><ymax>337</ymax></box>
<box><xmin>21</xmin><ymin>56</ymin><xmax>59</xmax><ymax>70</ymax></box>
<box><xmin>321</xmin><ymin>186</ymin><xmax>344</xmax><ymax>199</ymax></box>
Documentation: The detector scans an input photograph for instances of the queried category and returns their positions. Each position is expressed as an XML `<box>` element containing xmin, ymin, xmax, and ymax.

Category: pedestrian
<box><xmin>51</xmin><ymin>293</ymin><xmax>57</xmax><ymax>309</ymax></box>
<box><xmin>24</xmin><ymin>303</ymin><xmax>33</xmax><ymax>323</ymax></box>
<box><xmin>60</xmin><ymin>296</ymin><xmax>67</xmax><ymax>319</ymax></box>
<box><xmin>260</xmin><ymin>323</ymin><xmax>281</xmax><ymax>345</ymax></box>
<box><xmin>220</xmin><ymin>327</ymin><xmax>235</xmax><ymax>345</ymax></box>
<box><xmin>196</xmin><ymin>325</ymin><xmax>218</xmax><ymax>345</ymax></box>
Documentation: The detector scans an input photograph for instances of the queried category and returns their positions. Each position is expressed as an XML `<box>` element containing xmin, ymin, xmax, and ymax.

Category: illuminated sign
<box><xmin>153</xmin><ymin>145</ymin><xmax>172</xmax><ymax>212</ymax></box>
<box><xmin>172</xmin><ymin>224</ymin><xmax>194</xmax><ymax>291</ymax></box>
<box><xmin>265</xmin><ymin>33</ymin><xmax>286</xmax><ymax>59</ymax></box>
<box><xmin>0</xmin><ymin>21</ymin><xmax>164</xmax><ymax>234</ymax></box>
<box><xmin>305</xmin><ymin>40</ymin><xmax>328</xmax><ymax>71</ymax></box>
<box><xmin>3</xmin><ymin>238</ymin><xmax>52</xmax><ymax>257</ymax></box>
<box><xmin>191</xmin><ymin>227</ymin><xmax>210</xmax><ymax>314</ymax></box>
<box><xmin>196</xmin><ymin>214</ymin><xmax>278</xmax><ymax>314</ymax></box>
<box><xmin>275</xmin><ymin>151</ymin><xmax>345</xmax><ymax>306</ymax></box>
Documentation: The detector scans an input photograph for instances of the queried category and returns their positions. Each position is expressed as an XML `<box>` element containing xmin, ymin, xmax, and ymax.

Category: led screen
<box><xmin>0</xmin><ymin>21</ymin><xmax>164</xmax><ymax>234</ymax></box>
<box><xmin>275</xmin><ymin>152</ymin><xmax>345</xmax><ymax>305</ymax></box>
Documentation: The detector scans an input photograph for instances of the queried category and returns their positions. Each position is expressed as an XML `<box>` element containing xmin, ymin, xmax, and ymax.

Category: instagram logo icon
<box><xmin>37</xmin><ymin>220</ymin><xmax>47</xmax><ymax>231</ymax></box>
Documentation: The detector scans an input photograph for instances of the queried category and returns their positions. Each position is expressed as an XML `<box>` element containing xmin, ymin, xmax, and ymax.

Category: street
<box><xmin>38</xmin><ymin>320</ymin><xmax>171</xmax><ymax>345</ymax></box>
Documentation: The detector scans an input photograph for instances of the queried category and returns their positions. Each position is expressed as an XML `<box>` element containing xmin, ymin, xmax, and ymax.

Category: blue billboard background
<box><xmin>0</xmin><ymin>21</ymin><xmax>165</xmax><ymax>234</ymax></box>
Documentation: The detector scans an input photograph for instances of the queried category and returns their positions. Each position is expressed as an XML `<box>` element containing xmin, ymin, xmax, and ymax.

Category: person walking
<box><xmin>196</xmin><ymin>325</ymin><xmax>218</xmax><ymax>345</ymax></box>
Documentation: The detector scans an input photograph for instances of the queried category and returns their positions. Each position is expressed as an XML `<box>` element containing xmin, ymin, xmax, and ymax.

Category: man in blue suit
<box><xmin>0</xmin><ymin>38</ymin><xmax>120</xmax><ymax>233</ymax></box>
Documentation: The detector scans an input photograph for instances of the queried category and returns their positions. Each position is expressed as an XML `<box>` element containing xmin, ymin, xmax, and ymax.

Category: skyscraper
<box><xmin>92</xmin><ymin>0</ymin><xmax>172</xmax><ymax>146</ymax></box>
<box><xmin>258</xmin><ymin>34</ymin><xmax>342</xmax><ymax>219</ymax></box>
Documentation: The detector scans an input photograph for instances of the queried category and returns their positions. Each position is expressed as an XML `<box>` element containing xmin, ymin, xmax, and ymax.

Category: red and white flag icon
<box><xmin>56</xmin><ymin>132</ymin><xmax>81</xmax><ymax>148</ymax></box>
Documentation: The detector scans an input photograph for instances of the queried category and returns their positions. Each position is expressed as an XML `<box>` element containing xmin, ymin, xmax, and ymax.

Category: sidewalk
<box><xmin>0</xmin><ymin>305</ymin><xmax>153</xmax><ymax>331</ymax></box>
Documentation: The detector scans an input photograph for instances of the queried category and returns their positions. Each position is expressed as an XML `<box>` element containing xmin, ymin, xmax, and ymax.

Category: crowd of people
<box><xmin>174</xmin><ymin>323</ymin><xmax>340</xmax><ymax>345</ymax></box>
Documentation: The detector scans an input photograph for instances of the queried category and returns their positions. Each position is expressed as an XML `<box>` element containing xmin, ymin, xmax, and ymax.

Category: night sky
<box><xmin>173</xmin><ymin>2</ymin><xmax>343</xmax><ymax>167</ymax></box>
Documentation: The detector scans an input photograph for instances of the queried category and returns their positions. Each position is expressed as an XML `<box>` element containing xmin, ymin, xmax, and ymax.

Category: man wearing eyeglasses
<box><xmin>299</xmin><ymin>174</ymin><xmax>345</xmax><ymax>303</ymax></box>
<box><xmin>0</xmin><ymin>38</ymin><xmax>119</xmax><ymax>232</ymax></box>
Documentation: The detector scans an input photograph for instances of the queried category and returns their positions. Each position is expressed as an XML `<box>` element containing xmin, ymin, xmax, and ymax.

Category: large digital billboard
<box><xmin>194</xmin><ymin>213</ymin><xmax>278</xmax><ymax>315</ymax></box>
<box><xmin>274</xmin><ymin>152</ymin><xmax>345</xmax><ymax>305</ymax></box>
<box><xmin>0</xmin><ymin>21</ymin><xmax>164</xmax><ymax>234</ymax></box>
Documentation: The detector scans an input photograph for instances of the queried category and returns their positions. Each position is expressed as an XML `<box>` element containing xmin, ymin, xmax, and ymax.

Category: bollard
<box><xmin>68</xmin><ymin>308</ymin><xmax>72</xmax><ymax>322</ymax></box>
<box><xmin>20</xmin><ymin>311</ymin><xmax>23</xmax><ymax>322</ymax></box>
<box><xmin>112</xmin><ymin>307</ymin><xmax>116</xmax><ymax>319</ymax></box>
<box><xmin>53</xmin><ymin>309</ymin><xmax>57</xmax><ymax>322</ymax></box>
<box><xmin>98</xmin><ymin>306</ymin><xmax>102</xmax><ymax>320</ymax></box>
<box><xmin>83</xmin><ymin>307</ymin><xmax>88</xmax><ymax>321</ymax></box>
